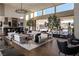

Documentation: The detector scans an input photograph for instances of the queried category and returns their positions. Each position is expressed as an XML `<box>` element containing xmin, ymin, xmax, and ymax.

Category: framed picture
<box><xmin>0</xmin><ymin>22</ymin><xmax>2</xmax><ymax>27</ymax></box>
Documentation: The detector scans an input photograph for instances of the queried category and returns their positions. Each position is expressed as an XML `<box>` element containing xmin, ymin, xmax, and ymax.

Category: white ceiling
<box><xmin>4</xmin><ymin>3</ymin><xmax>61</xmax><ymax>12</ymax></box>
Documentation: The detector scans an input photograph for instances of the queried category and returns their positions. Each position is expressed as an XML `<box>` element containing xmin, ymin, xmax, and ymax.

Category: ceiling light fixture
<box><xmin>15</xmin><ymin>3</ymin><xmax>31</xmax><ymax>14</ymax></box>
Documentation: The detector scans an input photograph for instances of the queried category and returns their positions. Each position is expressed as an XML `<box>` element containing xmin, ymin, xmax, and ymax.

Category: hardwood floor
<box><xmin>1</xmin><ymin>36</ymin><xmax>69</xmax><ymax>56</ymax></box>
<box><xmin>11</xmin><ymin>38</ymin><xmax>59</xmax><ymax>56</ymax></box>
<box><xmin>3</xmin><ymin>36</ymin><xmax>79</xmax><ymax>56</ymax></box>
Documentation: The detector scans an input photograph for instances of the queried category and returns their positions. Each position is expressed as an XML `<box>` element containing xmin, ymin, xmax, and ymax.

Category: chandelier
<box><xmin>15</xmin><ymin>3</ymin><xmax>31</xmax><ymax>14</ymax></box>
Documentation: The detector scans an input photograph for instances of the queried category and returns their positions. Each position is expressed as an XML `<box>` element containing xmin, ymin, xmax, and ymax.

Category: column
<box><xmin>0</xmin><ymin>4</ymin><xmax>5</xmax><ymax>33</ymax></box>
<box><xmin>74</xmin><ymin>3</ymin><xmax>79</xmax><ymax>39</ymax></box>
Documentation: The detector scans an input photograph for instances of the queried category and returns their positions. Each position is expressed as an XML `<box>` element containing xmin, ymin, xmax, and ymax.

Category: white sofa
<box><xmin>8</xmin><ymin>32</ymin><xmax>16</xmax><ymax>40</ymax></box>
<box><xmin>35</xmin><ymin>32</ymin><xmax>48</xmax><ymax>43</ymax></box>
<box><xmin>27</xmin><ymin>31</ymin><xmax>41</xmax><ymax>41</ymax></box>
<box><xmin>8</xmin><ymin>31</ymin><xmax>48</xmax><ymax>43</ymax></box>
<box><xmin>14</xmin><ymin>34</ymin><xmax>26</xmax><ymax>43</ymax></box>
<box><xmin>27</xmin><ymin>31</ymin><xmax>48</xmax><ymax>43</ymax></box>
<box><xmin>8</xmin><ymin>32</ymin><xmax>25</xmax><ymax>43</ymax></box>
<box><xmin>39</xmin><ymin>33</ymin><xmax>48</xmax><ymax>43</ymax></box>
<box><xmin>14</xmin><ymin>34</ymin><xmax>20</xmax><ymax>42</ymax></box>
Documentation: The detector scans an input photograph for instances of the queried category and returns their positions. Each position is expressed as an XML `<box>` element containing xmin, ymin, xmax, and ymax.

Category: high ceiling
<box><xmin>4</xmin><ymin>3</ymin><xmax>62</xmax><ymax>12</ymax></box>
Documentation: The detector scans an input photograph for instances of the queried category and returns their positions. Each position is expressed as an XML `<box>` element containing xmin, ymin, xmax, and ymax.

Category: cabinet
<box><xmin>3</xmin><ymin>27</ymin><xmax>24</xmax><ymax>35</ymax></box>
<box><xmin>0</xmin><ymin>17</ymin><xmax>24</xmax><ymax>35</ymax></box>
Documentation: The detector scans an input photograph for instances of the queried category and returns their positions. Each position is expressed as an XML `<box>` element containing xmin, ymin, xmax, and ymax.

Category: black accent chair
<box><xmin>57</xmin><ymin>40</ymin><xmax>79</xmax><ymax>56</ymax></box>
<box><xmin>35</xmin><ymin>33</ymin><xmax>41</xmax><ymax>43</ymax></box>
<box><xmin>70</xmin><ymin>39</ymin><xmax>79</xmax><ymax>45</ymax></box>
<box><xmin>68</xmin><ymin>34</ymin><xmax>79</xmax><ymax>45</ymax></box>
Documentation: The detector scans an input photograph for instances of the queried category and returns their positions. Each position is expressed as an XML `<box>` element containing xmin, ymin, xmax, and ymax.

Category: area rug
<box><xmin>13</xmin><ymin>39</ymin><xmax>53</xmax><ymax>51</ymax></box>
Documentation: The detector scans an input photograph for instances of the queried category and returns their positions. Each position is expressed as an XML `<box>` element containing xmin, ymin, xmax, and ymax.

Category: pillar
<box><xmin>74</xmin><ymin>3</ymin><xmax>79</xmax><ymax>39</ymax></box>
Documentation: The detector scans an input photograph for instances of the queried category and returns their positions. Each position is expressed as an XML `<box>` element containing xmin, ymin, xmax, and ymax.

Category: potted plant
<box><xmin>48</xmin><ymin>15</ymin><xmax>60</xmax><ymax>38</ymax></box>
<box><xmin>26</xmin><ymin>19</ymin><xmax>34</xmax><ymax>31</ymax></box>
<box><xmin>53</xmin><ymin>15</ymin><xmax>60</xmax><ymax>29</ymax></box>
<box><xmin>53</xmin><ymin>15</ymin><xmax>60</xmax><ymax>37</ymax></box>
<box><xmin>48</xmin><ymin>15</ymin><xmax>60</xmax><ymax>31</ymax></box>
<box><xmin>48</xmin><ymin>15</ymin><xmax>54</xmax><ymax>31</ymax></box>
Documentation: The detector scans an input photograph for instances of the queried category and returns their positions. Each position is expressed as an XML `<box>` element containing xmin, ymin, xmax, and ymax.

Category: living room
<box><xmin>0</xmin><ymin>1</ymin><xmax>79</xmax><ymax>57</ymax></box>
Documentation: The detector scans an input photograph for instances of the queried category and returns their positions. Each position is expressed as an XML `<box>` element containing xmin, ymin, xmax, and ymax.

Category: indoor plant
<box><xmin>26</xmin><ymin>19</ymin><xmax>34</xmax><ymax>31</ymax></box>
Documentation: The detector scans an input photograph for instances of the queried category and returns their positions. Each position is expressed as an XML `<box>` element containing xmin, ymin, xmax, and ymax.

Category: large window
<box><xmin>34</xmin><ymin>12</ymin><xmax>37</xmax><ymax>17</ymax></box>
<box><xmin>43</xmin><ymin>7</ymin><xmax>54</xmax><ymax>15</ymax></box>
<box><xmin>37</xmin><ymin>10</ymin><xmax>42</xmax><ymax>16</ymax></box>
<box><xmin>30</xmin><ymin>3</ymin><xmax>74</xmax><ymax>18</ymax></box>
<box><xmin>34</xmin><ymin>10</ymin><xmax>42</xmax><ymax>17</ymax></box>
<box><xmin>56</xmin><ymin>3</ymin><xmax>74</xmax><ymax>13</ymax></box>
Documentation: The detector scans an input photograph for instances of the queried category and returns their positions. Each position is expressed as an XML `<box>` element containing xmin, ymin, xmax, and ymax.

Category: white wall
<box><xmin>0</xmin><ymin>4</ymin><xmax>25</xmax><ymax>33</ymax></box>
<box><xmin>0</xmin><ymin>4</ymin><xmax>5</xmax><ymax>16</ymax></box>
<box><xmin>0</xmin><ymin>4</ymin><xmax>5</xmax><ymax>33</ymax></box>
<box><xmin>0</xmin><ymin>16</ymin><xmax>5</xmax><ymax>33</ymax></box>
<box><xmin>74</xmin><ymin>3</ymin><xmax>79</xmax><ymax>39</ymax></box>
<box><xmin>4</xmin><ymin>5</ymin><xmax>25</xmax><ymax>27</ymax></box>
<box><xmin>4</xmin><ymin>5</ymin><xmax>25</xmax><ymax>18</ymax></box>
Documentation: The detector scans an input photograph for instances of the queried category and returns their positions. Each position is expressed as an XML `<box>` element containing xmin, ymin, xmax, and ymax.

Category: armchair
<box><xmin>57</xmin><ymin>40</ymin><xmax>79</xmax><ymax>56</ymax></box>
